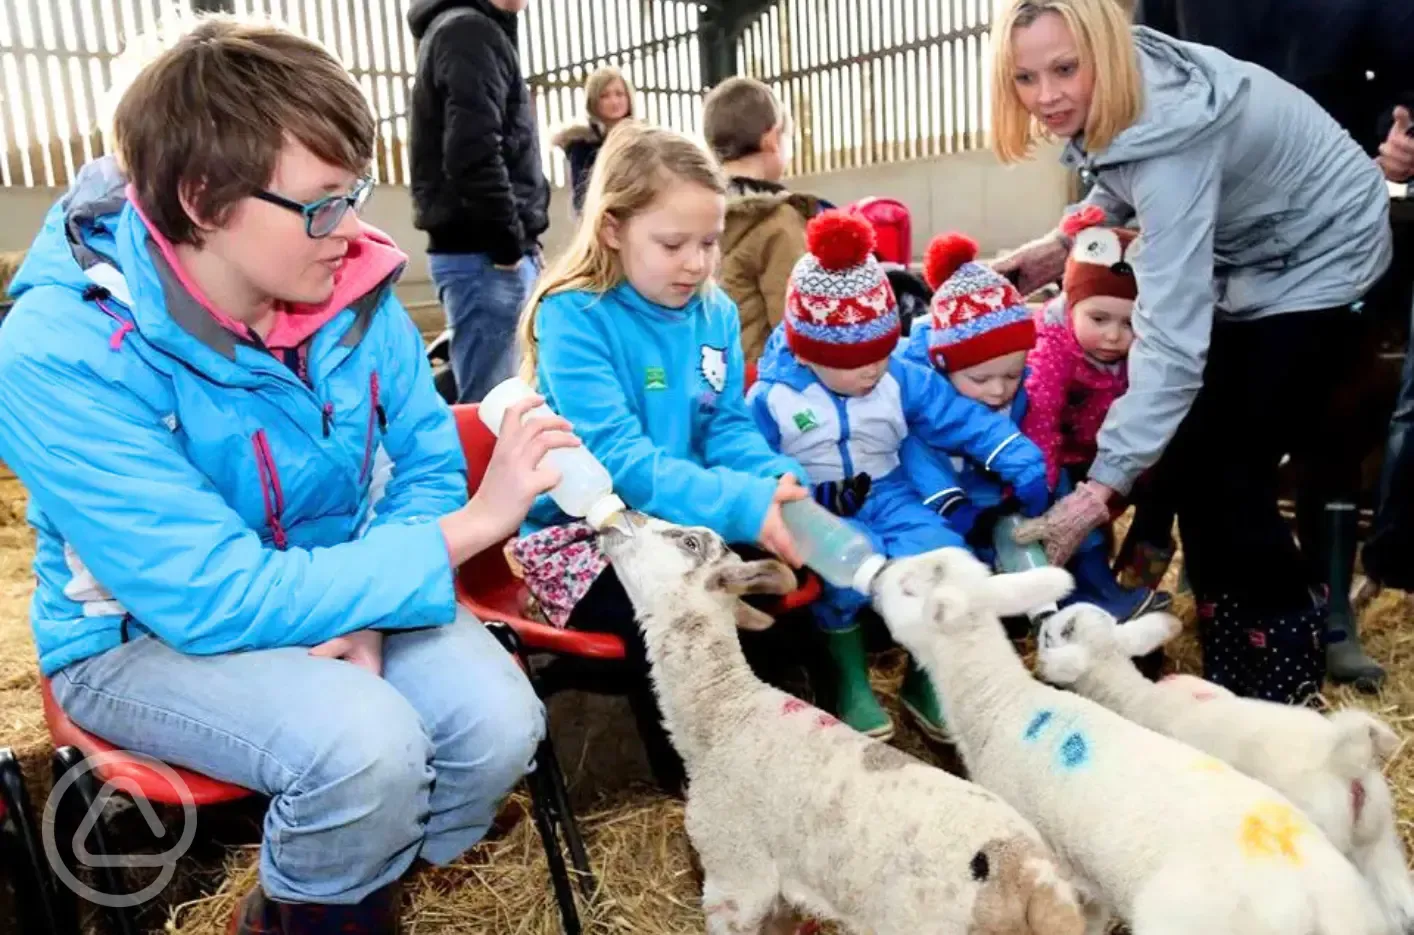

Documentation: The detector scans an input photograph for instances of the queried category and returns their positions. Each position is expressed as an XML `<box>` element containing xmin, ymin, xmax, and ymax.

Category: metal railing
<box><xmin>1</xmin><ymin>0</ymin><xmax>990</xmax><ymax>190</ymax></box>
<box><xmin>736</xmin><ymin>0</ymin><xmax>994</xmax><ymax>176</ymax></box>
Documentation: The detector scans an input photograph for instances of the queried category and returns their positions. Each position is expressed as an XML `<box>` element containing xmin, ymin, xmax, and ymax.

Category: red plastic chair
<box><xmin>847</xmin><ymin>197</ymin><xmax>913</xmax><ymax>266</ymax></box>
<box><xmin>450</xmin><ymin>405</ymin><xmax>821</xmax><ymax>790</ymax></box>
<box><xmin>41</xmin><ymin>676</ymin><xmax>252</xmax><ymax>935</ymax></box>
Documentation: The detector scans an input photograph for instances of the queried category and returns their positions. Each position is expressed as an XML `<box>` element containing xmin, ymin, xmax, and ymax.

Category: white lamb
<box><xmin>871</xmin><ymin>547</ymin><xmax>1391</xmax><ymax>935</ymax></box>
<box><xmin>1034</xmin><ymin>603</ymin><xmax>1414</xmax><ymax>933</ymax></box>
<box><xmin>601</xmin><ymin>514</ymin><xmax>1086</xmax><ymax>935</ymax></box>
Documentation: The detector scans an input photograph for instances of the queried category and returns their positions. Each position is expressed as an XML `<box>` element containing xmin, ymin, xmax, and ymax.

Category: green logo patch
<box><xmin>644</xmin><ymin>366</ymin><xmax>667</xmax><ymax>391</ymax></box>
<box><xmin>793</xmin><ymin>409</ymin><xmax>820</xmax><ymax>431</ymax></box>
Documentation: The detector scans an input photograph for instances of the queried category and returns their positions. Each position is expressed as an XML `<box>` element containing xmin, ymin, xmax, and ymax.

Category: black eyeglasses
<box><xmin>254</xmin><ymin>176</ymin><xmax>374</xmax><ymax>238</ymax></box>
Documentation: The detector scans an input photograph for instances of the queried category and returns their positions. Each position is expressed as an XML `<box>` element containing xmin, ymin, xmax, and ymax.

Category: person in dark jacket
<box><xmin>551</xmin><ymin>65</ymin><xmax>634</xmax><ymax>218</ymax></box>
<box><xmin>407</xmin><ymin>0</ymin><xmax>550</xmax><ymax>404</ymax></box>
<box><xmin>1132</xmin><ymin>0</ymin><xmax>1414</xmax><ymax>691</ymax></box>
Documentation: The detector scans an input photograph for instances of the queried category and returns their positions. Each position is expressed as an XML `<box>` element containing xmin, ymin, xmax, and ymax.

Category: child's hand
<box><xmin>1013</xmin><ymin>474</ymin><xmax>1052</xmax><ymax>518</ymax></box>
<box><xmin>813</xmin><ymin>473</ymin><xmax>872</xmax><ymax>517</ymax></box>
<box><xmin>759</xmin><ymin>476</ymin><xmax>807</xmax><ymax>567</ymax></box>
<box><xmin>940</xmin><ymin>498</ymin><xmax>981</xmax><ymax>536</ymax></box>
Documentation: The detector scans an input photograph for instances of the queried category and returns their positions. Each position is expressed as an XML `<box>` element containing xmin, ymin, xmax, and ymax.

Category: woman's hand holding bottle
<box><xmin>440</xmin><ymin>394</ymin><xmax>581</xmax><ymax>566</ymax></box>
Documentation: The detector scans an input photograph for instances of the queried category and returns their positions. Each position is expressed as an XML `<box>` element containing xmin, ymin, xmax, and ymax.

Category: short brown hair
<box><xmin>114</xmin><ymin>17</ymin><xmax>375</xmax><ymax>245</ymax></box>
<box><xmin>702</xmin><ymin>77</ymin><xmax>783</xmax><ymax>163</ymax></box>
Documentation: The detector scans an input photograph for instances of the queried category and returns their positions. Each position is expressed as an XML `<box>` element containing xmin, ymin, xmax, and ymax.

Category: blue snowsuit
<box><xmin>750</xmin><ymin>326</ymin><xmax>1046</xmax><ymax>630</ymax></box>
<box><xmin>898</xmin><ymin>320</ymin><xmax>1109</xmax><ymax>562</ymax></box>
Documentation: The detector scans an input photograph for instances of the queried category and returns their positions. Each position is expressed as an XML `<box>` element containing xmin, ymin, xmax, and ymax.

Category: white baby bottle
<box><xmin>479</xmin><ymin>377</ymin><xmax>627</xmax><ymax>530</ymax></box>
<box><xmin>780</xmin><ymin>498</ymin><xmax>886</xmax><ymax>594</ymax></box>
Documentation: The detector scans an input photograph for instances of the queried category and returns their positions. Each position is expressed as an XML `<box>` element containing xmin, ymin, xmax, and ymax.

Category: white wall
<box><xmin>2</xmin><ymin>144</ymin><xmax>1072</xmax><ymax>293</ymax></box>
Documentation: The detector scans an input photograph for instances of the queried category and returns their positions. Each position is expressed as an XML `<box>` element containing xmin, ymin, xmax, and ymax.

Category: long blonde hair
<box><xmin>990</xmin><ymin>0</ymin><xmax>1143</xmax><ymax>164</ymax></box>
<box><xmin>585</xmin><ymin>65</ymin><xmax>635</xmax><ymax>133</ymax></box>
<box><xmin>517</xmin><ymin>123</ymin><xmax>728</xmax><ymax>386</ymax></box>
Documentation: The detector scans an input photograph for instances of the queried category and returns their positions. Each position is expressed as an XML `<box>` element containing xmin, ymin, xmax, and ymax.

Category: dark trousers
<box><xmin>1168</xmin><ymin>307</ymin><xmax>1362</xmax><ymax>613</ymax></box>
<box><xmin>566</xmin><ymin>547</ymin><xmax>816</xmax><ymax>792</ymax></box>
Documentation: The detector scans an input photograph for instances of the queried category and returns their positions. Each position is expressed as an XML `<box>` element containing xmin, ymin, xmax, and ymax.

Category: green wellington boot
<box><xmin>899</xmin><ymin>656</ymin><xmax>950</xmax><ymax>743</ymax></box>
<box><xmin>1320</xmin><ymin>502</ymin><xmax>1385</xmax><ymax>692</ymax></box>
<box><xmin>821</xmin><ymin>625</ymin><xmax>892</xmax><ymax>739</ymax></box>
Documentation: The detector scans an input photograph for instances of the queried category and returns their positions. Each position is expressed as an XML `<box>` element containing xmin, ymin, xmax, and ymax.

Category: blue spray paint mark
<box><xmin>1059</xmin><ymin>732</ymin><xmax>1090</xmax><ymax>769</ymax></box>
<box><xmin>1024</xmin><ymin>710</ymin><xmax>1053</xmax><ymax>742</ymax></box>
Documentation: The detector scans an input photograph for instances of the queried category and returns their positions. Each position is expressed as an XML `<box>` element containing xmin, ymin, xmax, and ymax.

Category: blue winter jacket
<box><xmin>749</xmin><ymin>325</ymin><xmax>1042</xmax><ymax>501</ymax></box>
<box><xmin>0</xmin><ymin>158</ymin><xmax>466</xmax><ymax>676</ymax></box>
<box><xmin>527</xmin><ymin>283</ymin><xmax>804</xmax><ymax>545</ymax></box>
<box><xmin>897</xmin><ymin>320</ymin><xmax>1038</xmax><ymax>511</ymax></box>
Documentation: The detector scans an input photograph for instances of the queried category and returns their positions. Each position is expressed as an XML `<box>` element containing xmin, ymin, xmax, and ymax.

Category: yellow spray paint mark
<box><xmin>1190</xmin><ymin>755</ymin><xmax>1226</xmax><ymax>774</ymax></box>
<box><xmin>1239</xmin><ymin>802</ymin><xmax>1306</xmax><ymax>865</ymax></box>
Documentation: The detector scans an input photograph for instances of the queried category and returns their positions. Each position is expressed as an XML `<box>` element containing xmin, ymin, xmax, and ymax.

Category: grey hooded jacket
<box><xmin>1067</xmin><ymin>27</ymin><xmax>1392</xmax><ymax>494</ymax></box>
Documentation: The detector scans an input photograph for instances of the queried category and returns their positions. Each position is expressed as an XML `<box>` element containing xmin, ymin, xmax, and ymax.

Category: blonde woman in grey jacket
<box><xmin>989</xmin><ymin>0</ymin><xmax>1392</xmax><ymax>707</ymax></box>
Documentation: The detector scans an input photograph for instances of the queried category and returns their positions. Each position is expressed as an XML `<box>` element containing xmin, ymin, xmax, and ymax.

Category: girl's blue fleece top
<box><xmin>526</xmin><ymin>283</ymin><xmax>804</xmax><ymax>544</ymax></box>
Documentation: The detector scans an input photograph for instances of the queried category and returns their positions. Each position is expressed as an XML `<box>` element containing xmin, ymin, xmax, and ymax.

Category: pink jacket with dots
<box><xmin>1021</xmin><ymin>299</ymin><xmax>1128</xmax><ymax>490</ymax></box>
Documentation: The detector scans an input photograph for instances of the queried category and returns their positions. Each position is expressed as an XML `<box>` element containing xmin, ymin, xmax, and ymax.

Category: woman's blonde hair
<box><xmin>990</xmin><ymin>0</ymin><xmax>1143</xmax><ymax>164</ymax></box>
<box><xmin>585</xmin><ymin>65</ymin><xmax>635</xmax><ymax>132</ymax></box>
<box><xmin>517</xmin><ymin>123</ymin><xmax>728</xmax><ymax>386</ymax></box>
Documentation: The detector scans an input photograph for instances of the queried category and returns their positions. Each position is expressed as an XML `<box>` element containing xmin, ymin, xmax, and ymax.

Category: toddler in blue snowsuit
<box><xmin>898</xmin><ymin>232</ymin><xmax>1166</xmax><ymax>622</ymax></box>
<box><xmin>749</xmin><ymin>210</ymin><xmax>1049</xmax><ymax>741</ymax></box>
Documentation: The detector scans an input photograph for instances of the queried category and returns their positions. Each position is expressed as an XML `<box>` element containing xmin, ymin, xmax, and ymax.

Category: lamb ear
<box><xmin>707</xmin><ymin>560</ymin><xmax>797</xmax><ymax>598</ymax></box>
<box><xmin>733</xmin><ymin>601</ymin><xmax>777</xmax><ymax>632</ymax></box>
<box><xmin>977</xmin><ymin>567</ymin><xmax>1074</xmax><ymax>617</ymax></box>
<box><xmin>1039</xmin><ymin>643</ymin><xmax>1091</xmax><ymax>685</ymax></box>
<box><xmin>1117</xmin><ymin>613</ymin><xmax>1183</xmax><ymax>658</ymax></box>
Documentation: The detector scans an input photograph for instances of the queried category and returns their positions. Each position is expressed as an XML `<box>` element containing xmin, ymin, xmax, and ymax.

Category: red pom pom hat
<box><xmin>922</xmin><ymin>232</ymin><xmax>1035</xmax><ymax>373</ymax></box>
<box><xmin>784</xmin><ymin>209</ymin><xmax>900</xmax><ymax>369</ymax></box>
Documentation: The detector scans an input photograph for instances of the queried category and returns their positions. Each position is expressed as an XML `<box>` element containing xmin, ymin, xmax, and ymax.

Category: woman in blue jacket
<box><xmin>0</xmin><ymin>21</ymin><xmax>575</xmax><ymax>933</ymax></box>
<box><xmin>989</xmin><ymin>0</ymin><xmax>1393</xmax><ymax>706</ymax></box>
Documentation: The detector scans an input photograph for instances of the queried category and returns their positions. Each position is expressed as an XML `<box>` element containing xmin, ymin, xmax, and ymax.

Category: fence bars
<box><xmin>737</xmin><ymin>0</ymin><xmax>992</xmax><ymax>177</ymax></box>
<box><xmin>2</xmin><ymin>0</ymin><xmax>994</xmax><ymax>189</ymax></box>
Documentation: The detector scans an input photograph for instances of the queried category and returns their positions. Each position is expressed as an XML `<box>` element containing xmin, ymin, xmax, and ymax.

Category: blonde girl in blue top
<box><xmin>513</xmin><ymin>123</ymin><xmax>810</xmax><ymax>787</ymax></box>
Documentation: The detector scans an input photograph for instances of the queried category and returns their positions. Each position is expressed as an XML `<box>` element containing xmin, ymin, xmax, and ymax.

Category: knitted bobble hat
<box><xmin>923</xmin><ymin>232</ymin><xmax>1035</xmax><ymax>372</ymax></box>
<box><xmin>783</xmin><ymin>210</ymin><xmax>902</xmax><ymax>369</ymax></box>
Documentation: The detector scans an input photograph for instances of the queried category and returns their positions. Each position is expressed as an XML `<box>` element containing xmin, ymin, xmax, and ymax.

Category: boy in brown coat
<box><xmin>704</xmin><ymin>78</ymin><xmax>823</xmax><ymax>362</ymax></box>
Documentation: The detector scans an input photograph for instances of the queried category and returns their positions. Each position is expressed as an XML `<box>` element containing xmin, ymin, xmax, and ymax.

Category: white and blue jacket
<box><xmin>748</xmin><ymin>326</ymin><xmax>1043</xmax><ymax>498</ymax></box>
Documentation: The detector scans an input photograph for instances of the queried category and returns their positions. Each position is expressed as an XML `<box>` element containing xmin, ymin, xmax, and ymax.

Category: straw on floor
<box><xmin>2</xmin><ymin>473</ymin><xmax>1412</xmax><ymax>934</ymax></box>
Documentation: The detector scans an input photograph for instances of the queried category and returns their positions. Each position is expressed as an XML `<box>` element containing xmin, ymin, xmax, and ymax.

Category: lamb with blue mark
<box><xmin>871</xmin><ymin>547</ymin><xmax>1392</xmax><ymax>935</ymax></box>
<box><xmin>1035</xmin><ymin>603</ymin><xmax>1414</xmax><ymax>934</ymax></box>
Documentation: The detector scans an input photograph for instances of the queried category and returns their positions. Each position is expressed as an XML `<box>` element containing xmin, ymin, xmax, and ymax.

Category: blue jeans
<box><xmin>429</xmin><ymin>252</ymin><xmax>540</xmax><ymax>404</ymax></box>
<box><xmin>51</xmin><ymin>611</ymin><xmax>544</xmax><ymax>904</ymax></box>
<box><xmin>1365</xmin><ymin>300</ymin><xmax>1414</xmax><ymax>590</ymax></box>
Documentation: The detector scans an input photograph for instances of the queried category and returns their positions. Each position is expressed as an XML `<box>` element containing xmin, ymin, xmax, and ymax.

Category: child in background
<box><xmin>899</xmin><ymin>232</ymin><xmax>1168</xmax><ymax>622</ymax></box>
<box><xmin>1028</xmin><ymin>207</ymin><xmax>1182</xmax><ymax>598</ymax></box>
<box><xmin>1022</xmin><ymin>207</ymin><xmax>1134</xmax><ymax>491</ymax></box>
<box><xmin>705</xmin><ymin>77</ymin><xmax>825</xmax><ymax>362</ymax></box>
<box><xmin>551</xmin><ymin>65</ymin><xmax>635</xmax><ymax>219</ymax></box>
<box><xmin>512</xmin><ymin>123</ymin><xmax>808</xmax><ymax>789</ymax></box>
<box><xmin>750</xmin><ymin>210</ymin><xmax>1050</xmax><ymax>740</ymax></box>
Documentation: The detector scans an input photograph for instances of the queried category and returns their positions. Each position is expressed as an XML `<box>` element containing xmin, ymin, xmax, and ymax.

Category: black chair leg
<box><xmin>525</xmin><ymin>762</ymin><xmax>582</xmax><ymax>935</ymax></box>
<box><xmin>535</xmin><ymin>738</ymin><xmax>595</xmax><ymax>900</ymax></box>
<box><xmin>50</xmin><ymin>746</ymin><xmax>138</xmax><ymax>935</ymax></box>
<box><xmin>1</xmin><ymin>748</ymin><xmax>72</xmax><ymax>935</ymax></box>
<box><xmin>485</xmin><ymin>623</ymin><xmax>593</xmax><ymax>933</ymax></box>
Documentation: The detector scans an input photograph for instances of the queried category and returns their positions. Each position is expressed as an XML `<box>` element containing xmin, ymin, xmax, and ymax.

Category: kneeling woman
<box><xmin>0</xmin><ymin>19</ymin><xmax>575</xmax><ymax>932</ymax></box>
<box><xmin>990</xmin><ymin>0</ymin><xmax>1392</xmax><ymax>704</ymax></box>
